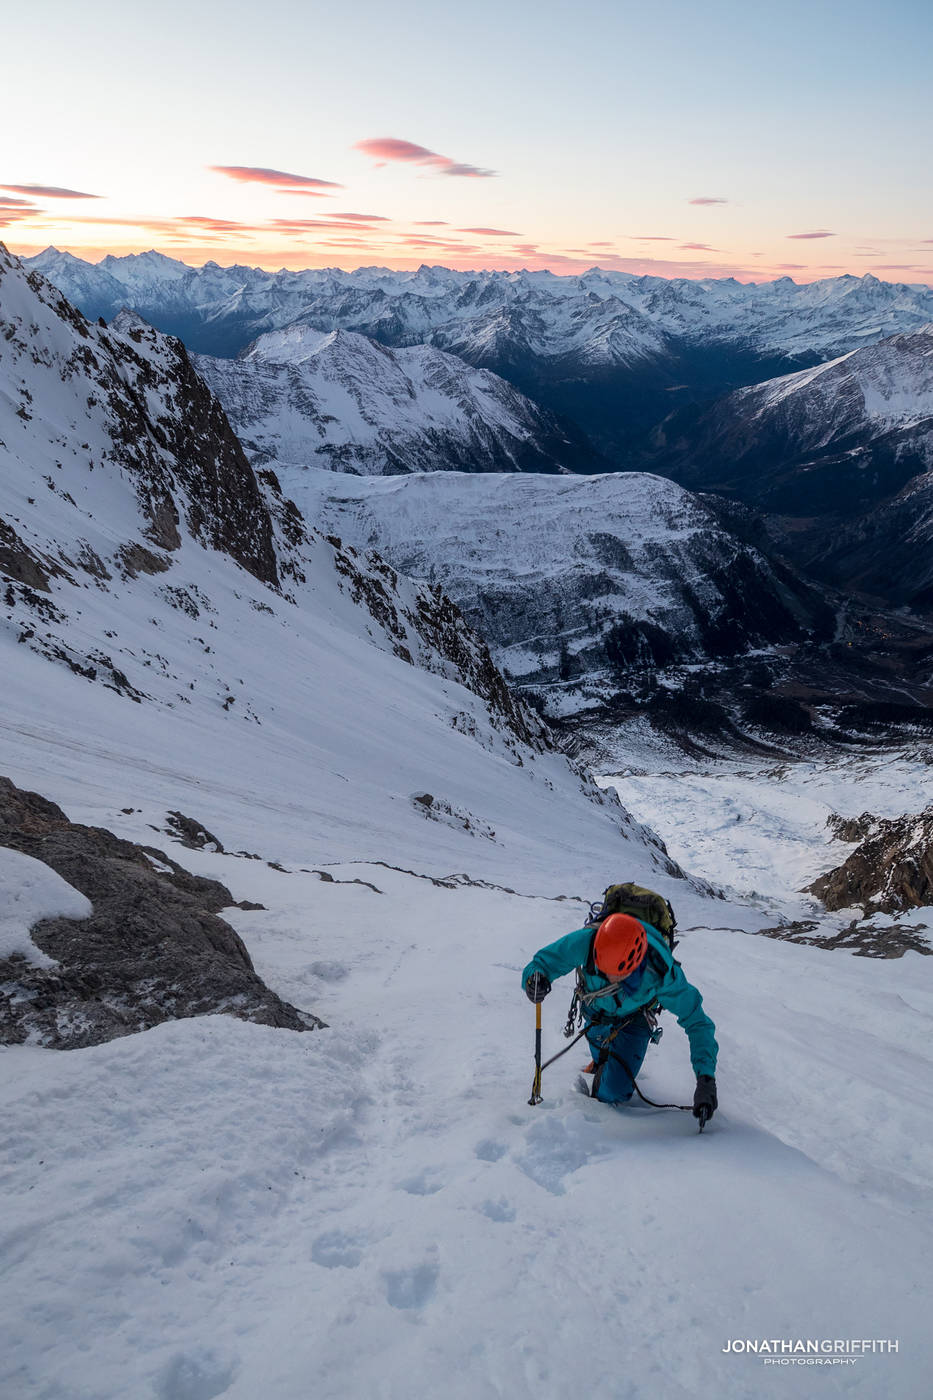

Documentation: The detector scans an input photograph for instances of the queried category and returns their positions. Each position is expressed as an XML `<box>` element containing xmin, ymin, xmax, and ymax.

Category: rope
<box><xmin>536</xmin><ymin>1020</ymin><xmax>693</xmax><ymax>1112</ymax></box>
<box><xmin>599</xmin><ymin>1046</ymin><xmax>692</xmax><ymax>1112</ymax></box>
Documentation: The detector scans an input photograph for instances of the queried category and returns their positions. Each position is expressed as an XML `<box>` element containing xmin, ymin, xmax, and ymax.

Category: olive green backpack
<box><xmin>585</xmin><ymin>882</ymin><xmax>678</xmax><ymax>952</ymax></box>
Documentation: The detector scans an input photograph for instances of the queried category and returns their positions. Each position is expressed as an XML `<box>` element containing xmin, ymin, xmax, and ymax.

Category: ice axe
<box><xmin>528</xmin><ymin>1001</ymin><xmax>543</xmax><ymax>1105</ymax></box>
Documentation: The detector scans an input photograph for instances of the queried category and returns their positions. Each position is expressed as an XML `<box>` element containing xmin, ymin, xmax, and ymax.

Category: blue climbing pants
<box><xmin>586</xmin><ymin>1014</ymin><xmax>652</xmax><ymax>1104</ymax></box>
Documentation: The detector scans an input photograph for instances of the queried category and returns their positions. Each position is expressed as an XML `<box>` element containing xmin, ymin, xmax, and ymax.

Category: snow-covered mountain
<box><xmin>26</xmin><ymin>250</ymin><xmax>933</xmax><ymax>454</ymax></box>
<box><xmin>28</xmin><ymin>250</ymin><xmax>933</xmax><ymax>365</ymax></box>
<box><xmin>4</xmin><ymin>244</ymin><xmax>933</xmax><ymax>1400</ymax></box>
<box><xmin>283</xmin><ymin>468</ymin><xmax>835</xmax><ymax>719</ymax></box>
<box><xmin>0</xmin><ymin>241</ymin><xmax>670</xmax><ymax>877</ymax></box>
<box><xmin>193</xmin><ymin>323</ymin><xmax>602</xmax><ymax>475</ymax></box>
<box><xmin>648</xmin><ymin>327</ymin><xmax>933</xmax><ymax>607</ymax></box>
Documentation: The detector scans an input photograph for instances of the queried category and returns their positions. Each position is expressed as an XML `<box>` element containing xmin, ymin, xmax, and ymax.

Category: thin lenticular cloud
<box><xmin>0</xmin><ymin>183</ymin><xmax>100</xmax><ymax>199</ymax></box>
<box><xmin>209</xmin><ymin>166</ymin><xmax>343</xmax><ymax>191</ymax></box>
<box><xmin>268</xmin><ymin>218</ymin><xmax>392</xmax><ymax>233</ymax></box>
<box><xmin>457</xmin><ymin>227</ymin><xmax>521</xmax><ymax>236</ymax></box>
<box><xmin>330</xmin><ymin>212</ymin><xmax>391</xmax><ymax>222</ymax></box>
<box><xmin>630</xmin><ymin>235</ymin><xmax>675</xmax><ymax>241</ymax></box>
<box><xmin>413</xmin><ymin>220</ymin><xmax>449</xmax><ymax>226</ymax></box>
<box><xmin>354</xmin><ymin>138</ymin><xmax>495</xmax><ymax>178</ymax></box>
<box><xmin>788</xmin><ymin>230</ymin><xmax>835</xmax><ymax>239</ymax></box>
<box><xmin>689</xmin><ymin>197</ymin><xmax>729</xmax><ymax>205</ymax></box>
<box><xmin>681</xmin><ymin>243</ymin><xmax>718</xmax><ymax>251</ymax></box>
<box><xmin>0</xmin><ymin>204</ymin><xmax>43</xmax><ymax>225</ymax></box>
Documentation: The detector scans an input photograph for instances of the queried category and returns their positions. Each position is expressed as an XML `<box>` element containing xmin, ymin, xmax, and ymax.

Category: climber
<box><xmin>522</xmin><ymin>909</ymin><xmax>718</xmax><ymax>1122</ymax></box>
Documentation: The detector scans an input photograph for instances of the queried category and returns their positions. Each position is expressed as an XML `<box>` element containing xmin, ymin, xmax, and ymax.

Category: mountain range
<box><xmin>13</xmin><ymin>245</ymin><xmax>933</xmax><ymax>742</ymax></box>
<box><xmin>25</xmin><ymin>249</ymin><xmax>933</xmax><ymax>453</ymax></box>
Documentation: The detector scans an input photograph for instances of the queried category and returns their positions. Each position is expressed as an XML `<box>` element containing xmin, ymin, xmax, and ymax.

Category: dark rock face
<box><xmin>0</xmin><ymin>776</ymin><xmax>319</xmax><ymax>1049</ymax></box>
<box><xmin>809</xmin><ymin>809</ymin><xmax>933</xmax><ymax>915</ymax></box>
<box><xmin>328</xmin><ymin>538</ymin><xmax>552</xmax><ymax>757</ymax></box>
<box><xmin>0</xmin><ymin>246</ymin><xmax>279</xmax><ymax>589</ymax></box>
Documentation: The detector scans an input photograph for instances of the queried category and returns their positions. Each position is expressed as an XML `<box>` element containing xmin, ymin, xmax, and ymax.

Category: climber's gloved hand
<box><xmin>525</xmin><ymin>971</ymin><xmax>551</xmax><ymax>1004</ymax></box>
<box><xmin>693</xmin><ymin>1074</ymin><xmax>717</xmax><ymax>1125</ymax></box>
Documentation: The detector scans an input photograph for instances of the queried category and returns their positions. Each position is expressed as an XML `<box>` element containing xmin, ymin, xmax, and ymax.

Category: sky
<box><xmin>3</xmin><ymin>0</ymin><xmax>932</xmax><ymax>284</ymax></box>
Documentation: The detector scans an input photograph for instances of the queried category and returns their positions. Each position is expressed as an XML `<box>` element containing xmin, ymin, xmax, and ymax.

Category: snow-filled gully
<box><xmin>3</xmin><ymin>848</ymin><xmax>931</xmax><ymax>1400</ymax></box>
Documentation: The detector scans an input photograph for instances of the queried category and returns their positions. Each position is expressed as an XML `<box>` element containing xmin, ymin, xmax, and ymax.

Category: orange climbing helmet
<box><xmin>593</xmin><ymin>912</ymin><xmax>647</xmax><ymax>980</ymax></box>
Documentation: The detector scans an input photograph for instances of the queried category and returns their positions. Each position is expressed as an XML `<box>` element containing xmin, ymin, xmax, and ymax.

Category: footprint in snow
<box><xmin>474</xmin><ymin>1138</ymin><xmax>508</xmax><ymax>1162</ymax></box>
<box><xmin>154</xmin><ymin>1349</ymin><xmax>238</xmax><ymax>1400</ymax></box>
<box><xmin>308</xmin><ymin>960</ymin><xmax>350</xmax><ymax>982</ymax></box>
<box><xmin>383</xmin><ymin>1255</ymin><xmax>439</xmax><ymax>1310</ymax></box>
<box><xmin>479</xmin><ymin>1197</ymin><xmax>516</xmax><ymax>1223</ymax></box>
<box><xmin>397</xmin><ymin>1168</ymin><xmax>444</xmax><ymax>1195</ymax></box>
<box><xmin>311</xmin><ymin>1228</ymin><xmax>365</xmax><ymax>1269</ymax></box>
<box><xmin>514</xmin><ymin>1116</ymin><xmax>610</xmax><ymax>1196</ymax></box>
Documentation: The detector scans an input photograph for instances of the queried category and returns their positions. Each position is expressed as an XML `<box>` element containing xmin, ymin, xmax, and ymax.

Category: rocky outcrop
<box><xmin>0</xmin><ymin>246</ymin><xmax>279</xmax><ymax>591</ymax></box>
<box><xmin>328</xmin><ymin>536</ymin><xmax>552</xmax><ymax>756</ymax></box>
<box><xmin>0</xmin><ymin>777</ymin><xmax>319</xmax><ymax>1048</ymax></box>
<box><xmin>809</xmin><ymin>809</ymin><xmax>933</xmax><ymax>914</ymax></box>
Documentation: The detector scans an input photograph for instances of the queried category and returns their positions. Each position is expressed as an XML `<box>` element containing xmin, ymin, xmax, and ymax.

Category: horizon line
<box><xmin>8</xmin><ymin>241</ymin><xmax>933</xmax><ymax>290</ymax></box>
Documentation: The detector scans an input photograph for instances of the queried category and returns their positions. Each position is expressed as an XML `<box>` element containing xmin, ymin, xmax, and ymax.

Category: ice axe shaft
<box><xmin>528</xmin><ymin>1002</ymin><xmax>543</xmax><ymax>1105</ymax></box>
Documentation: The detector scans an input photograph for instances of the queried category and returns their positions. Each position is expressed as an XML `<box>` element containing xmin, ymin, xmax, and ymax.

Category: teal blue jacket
<box><xmin>522</xmin><ymin>923</ymin><xmax>718</xmax><ymax>1078</ymax></box>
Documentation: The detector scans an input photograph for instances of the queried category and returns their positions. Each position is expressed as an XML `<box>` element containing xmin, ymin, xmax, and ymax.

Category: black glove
<box><xmin>693</xmin><ymin>1074</ymin><xmax>717</xmax><ymax>1125</ymax></box>
<box><xmin>525</xmin><ymin>971</ymin><xmax>551</xmax><ymax>1003</ymax></box>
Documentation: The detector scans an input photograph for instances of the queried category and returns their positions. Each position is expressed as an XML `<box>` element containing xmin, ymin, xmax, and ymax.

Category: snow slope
<box><xmin>194</xmin><ymin>322</ymin><xmax>599</xmax><ymax>475</ymax></box>
<box><xmin>2</xmin><ymin>847</ymin><xmax>931</xmax><ymax>1400</ymax></box>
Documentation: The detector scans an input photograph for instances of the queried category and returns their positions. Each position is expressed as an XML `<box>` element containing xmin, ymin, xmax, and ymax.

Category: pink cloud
<box><xmin>354</xmin><ymin>138</ymin><xmax>495</xmax><ymax>178</ymax></box>
<box><xmin>689</xmin><ymin>197</ymin><xmax>729</xmax><ymax>205</ymax></box>
<box><xmin>413</xmin><ymin>220</ymin><xmax>449</xmax><ymax>226</ymax></box>
<box><xmin>267</xmin><ymin>218</ymin><xmax>391</xmax><ymax>233</ymax></box>
<box><xmin>0</xmin><ymin>204</ymin><xmax>43</xmax><ymax>226</ymax></box>
<box><xmin>456</xmin><ymin>227</ymin><xmax>521</xmax><ymax>237</ymax></box>
<box><xmin>630</xmin><ymin>235</ymin><xmax>675</xmax><ymax>241</ymax></box>
<box><xmin>680</xmin><ymin>243</ymin><xmax>718</xmax><ymax>251</ymax></box>
<box><xmin>330</xmin><ymin>212</ymin><xmax>391</xmax><ymax>221</ymax></box>
<box><xmin>777</xmin><ymin>263</ymin><xmax>806</xmax><ymax>270</ymax></box>
<box><xmin>787</xmin><ymin>230</ymin><xmax>835</xmax><ymax>239</ymax></box>
<box><xmin>209</xmin><ymin>166</ymin><xmax>343</xmax><ymax>190</ymax></box>
<box><xmin>0</xmin><ymin>183</ymin><xmax>100</xmax><ymax>199</ymax></box>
